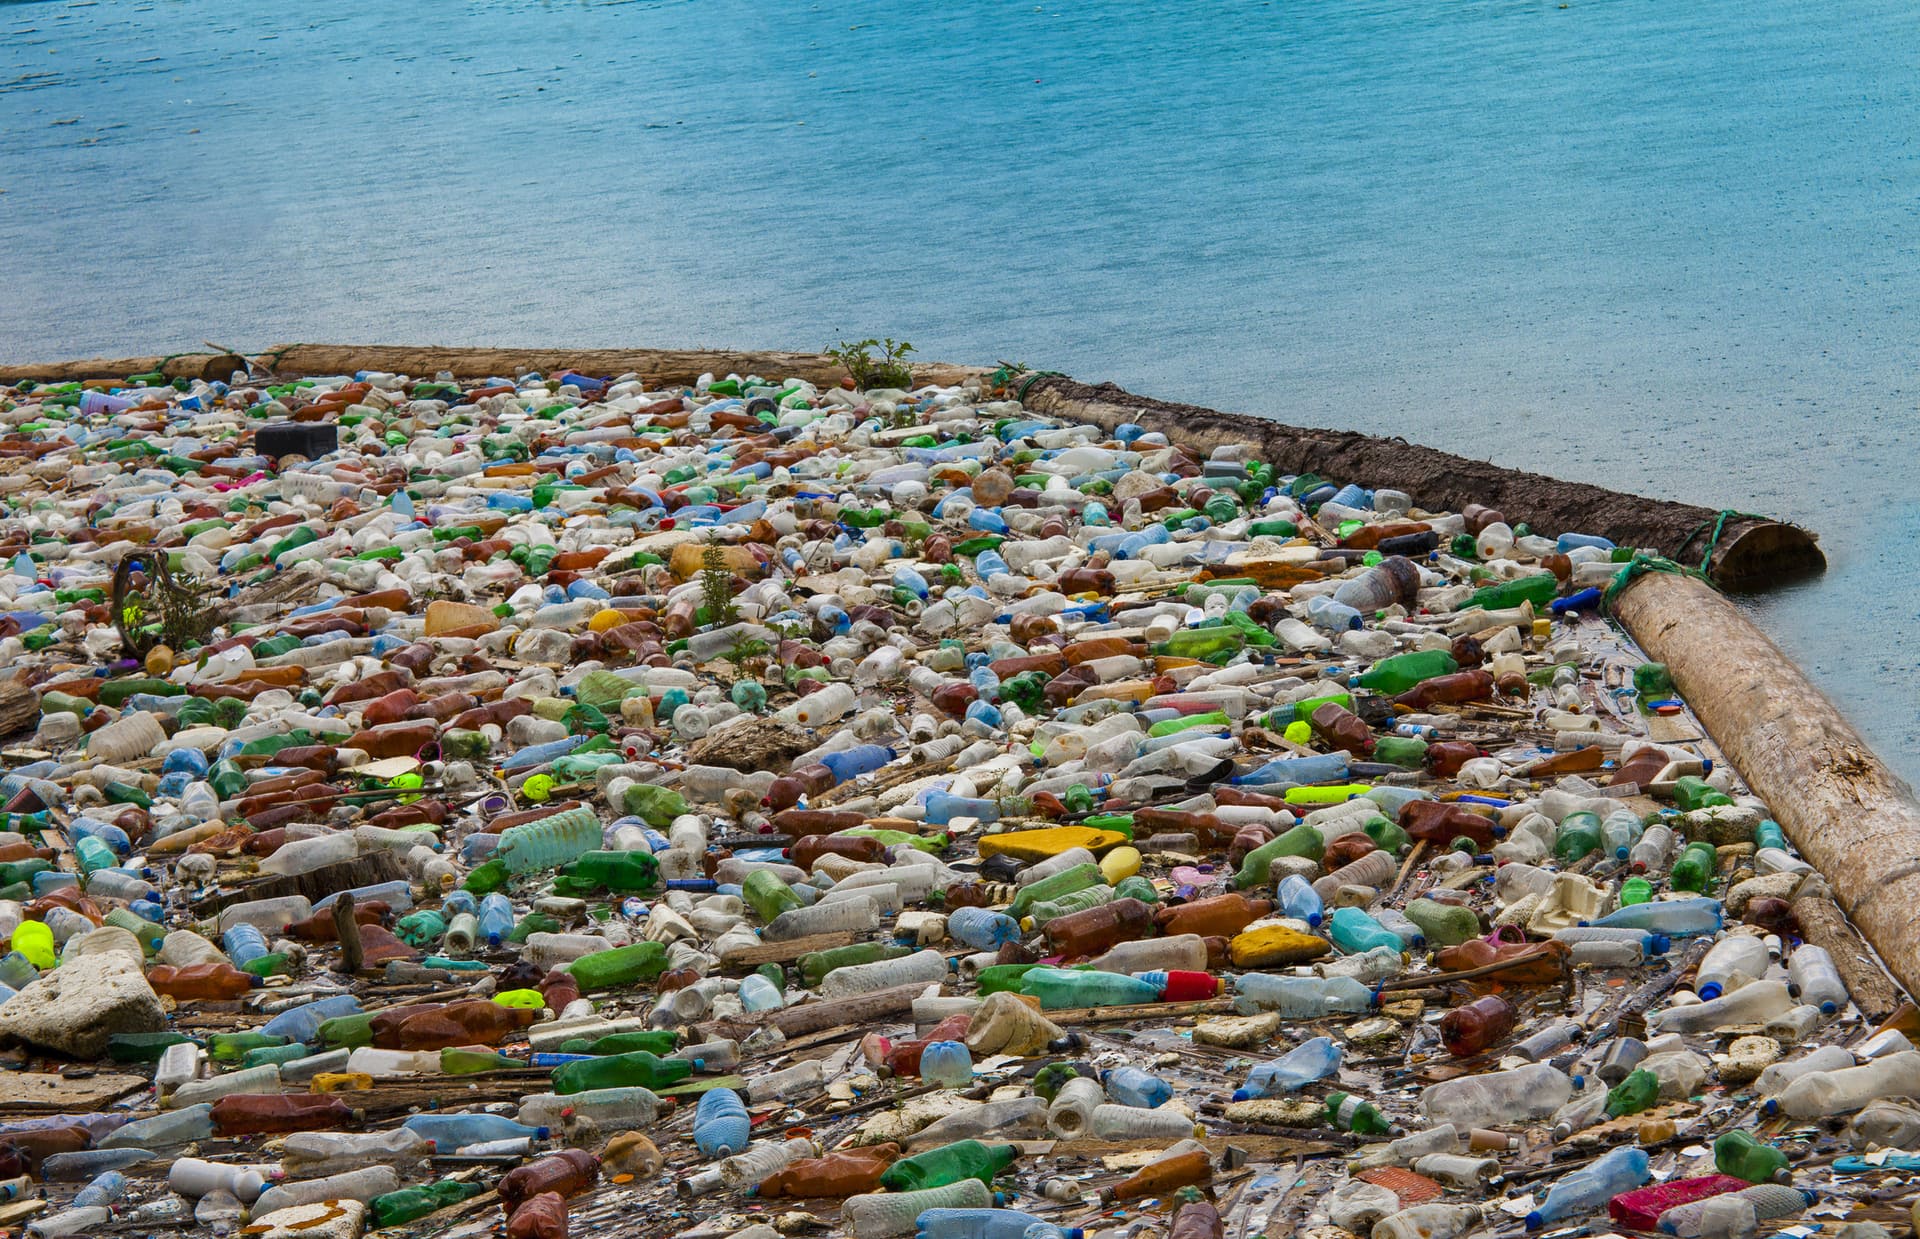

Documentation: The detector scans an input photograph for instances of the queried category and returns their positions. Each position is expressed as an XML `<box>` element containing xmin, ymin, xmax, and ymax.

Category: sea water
<box><xmin>2</xmin><ymin>0</ymin><xmax>1916</xmax><ymax>776</ymax></box>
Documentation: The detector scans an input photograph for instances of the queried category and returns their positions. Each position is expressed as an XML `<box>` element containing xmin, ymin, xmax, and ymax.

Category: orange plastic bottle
<box><xmin>499</xmin><ymin>1150</ymin><xmax>599</xmax><ymax>1210</ymax></box>
<box><xmin>1309</xmin><ymin>702</ymin><xmax>1375</xmax><ymax>756</ymax></box>
<box><xmin>788</xmin><ymin>835</ymin><xmax>890</xmax><ymax>871</ymax></box>
<box><xmin>883</xmin><ymin>1014</ymin><xmax>973</xmax><ymax>1077</ymax></box>
<box><xmin>1043</xmin><ymin>897</ymin><xmax>1153</xmax><ymax>958</ymax></box>
<box><xmin>505</xmin><ymin>1192</ymin><xmax>568</xmax><ymax>1239</ymax></box>
<box><xmin>1398</xmin><ymin>800</ymin><xmax>1501</xmax><ymax>849</ymax></box>
<box><xmin>1100</xmin><ymin>1148</ymin><xmax>1213</xmax><ymax>1203</ymax></box>
<box><xmin>1154</xmin><ymin>893</ymin><xmax>1274</xmax><ymax>939</ymax></box>
<box><xmin>1439</xmin><ymin>995</ymin><xmax>1516</xmax><ymax>1058</ymax></box>
<box><xmin>146</xmin><ymin>962</ymin><xmax>258</xmax><ymax>1000</ymax></box>
<box><xmin>1393</xmin><ymin>670</ymin><xmax>1496</xmax><ymax>710</ymax></box>
<box><xmin>755</xmin><ymin>1144</ymin><xmax>902</xmax><ymax>1198</ymax></box>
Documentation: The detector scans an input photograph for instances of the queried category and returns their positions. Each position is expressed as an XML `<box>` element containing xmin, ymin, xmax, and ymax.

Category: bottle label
<box><xmin>1331</xmin><ymin>1093</ymin><xmax>1364</xmax><ymax>1128</ymax></box>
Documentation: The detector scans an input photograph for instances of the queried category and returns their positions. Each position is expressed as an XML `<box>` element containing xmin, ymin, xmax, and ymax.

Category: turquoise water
<box><xmin>4</xmin><ymin>0</ymin><xmax>1918</xmax><ymax>778</ymax></box>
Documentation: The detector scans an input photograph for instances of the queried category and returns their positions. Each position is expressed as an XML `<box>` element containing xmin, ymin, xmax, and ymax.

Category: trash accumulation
<box><xmin>0</xmin><ymin>361</ymin><xmax>1905</xmax><ymax>1239</ymax></box>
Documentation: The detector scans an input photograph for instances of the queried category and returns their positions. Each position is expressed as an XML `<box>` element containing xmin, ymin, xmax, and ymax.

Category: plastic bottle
<box><xmin>1786</xmin><ymin>944</ymin><xmax>1849</xmax><ymax>1015</ymax></box>
<box><xmin>1656</xmin><ymin>1185</ymin><xmax>1814</xmax><ymax>1238</ymax></box>
<box><xmin>1231</xmin><ymin>974</ymin><xmax>1373</xmax><ymax>1018</ymax></box>
<box><xmin>844</xmin><ymin>1179</ymin><xmax>992</xmax><ymax>1239</ymax></box>
<box><xmin>914</xmin><ymin>1206</ymin><xmax>1077</xmax><ymax>1239</ymax></box>
<box><xmin>1714</xmin><ymin>1131</ymin><xmax>1789</xmax><ymax>1183</ymax></box>
<box><xmin>879</xmin><ymin>1140</ymin><xmax>1017</xmax><ymax>1192</ymax></box>
<box><xmin>921</xmin><ymin>1042</ymin><xmax>974</xmax><ymax>1088</ymax></box>
<box><xmin>1440</xmin><ymin>996</ymin><xmax>1516</xmax><ymax>1058</ymax></box>
<box><xmin>1421</xmin><ymin>1063</ymin><xmax>1574</xmax><ymax>1129</ymax></box>
<box><xmin>1232</xmin><ymin>1036</ymin><xmax>1341</xmax><ymax>1099</ymax></box>
<box><xmin>1765</xmin><ymin>1051</ymin><xmax>1920</xmax><ymax>1118</ymax></box>
<box><xmin>495</xmin><ymin>806</ymin><xmax>603</xmax><ymax>874</ymax></box>
<box><xmin>1527</xmin><ymin>1146</ymin><xmax>1651</xmax><ymax>1230</ymax></box>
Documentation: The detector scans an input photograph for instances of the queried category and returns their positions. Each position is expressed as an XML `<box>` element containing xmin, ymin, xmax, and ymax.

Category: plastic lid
<box><xmin>1525</xmin><ymin>1212</ymin><xmax>1544</xmax><ymax>1230</ymax></box>
<box><xmin>1231</xmin><ymin>1088</ymin><xmax>1251</xmax><ymax>1102</ymax></box>
<box><xmin>1821</xmin><ymin>1000</ymin><xmax>1839</xmax><ymax>1014</ymax></box>
<box><xmin>1698</xmin><ymin>982</ymin><xmax>1723</xmax><ymax>1001</ymax></box>
<box><xmin>535</xmin><ymin>1126</ymin><xmax>550</xmax><ymax>1139</ymax></box>
<box><xmin>1307</xmin><ymin>912</ymin><xmax>1323</xmax><ymax>927</ymax></box>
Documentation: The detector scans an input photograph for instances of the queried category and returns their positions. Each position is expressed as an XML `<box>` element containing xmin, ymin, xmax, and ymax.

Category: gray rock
<box><xmin>0</xmin><ymin>953</ymin><xmax>165</xmax><ymax>1057</ymax></box>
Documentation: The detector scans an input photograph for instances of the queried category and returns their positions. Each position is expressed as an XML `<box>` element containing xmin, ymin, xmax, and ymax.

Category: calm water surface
<box><xmin>3</xmin><ymin>0</ymin><xmax>1917</xmax><ymax>778</ymax></box>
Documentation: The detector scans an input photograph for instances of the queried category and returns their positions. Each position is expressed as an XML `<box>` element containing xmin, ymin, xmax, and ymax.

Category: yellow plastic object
<box><xmin>1229</xmin><ymin>924</ymin><xmax>1334</xmax><ymax>968</ymax></box>
<box><xmin>521</xmin><ymin>774</ymin><xmax>555</xmax><ymax>803</ymax></box>
<box><xmin>1283</xmin><ymin>784</ymin><xmax>1373</xmax><ymax>806</ymax></box>
<box><xmin>1283</xmin><ymin>720</ymin><xmax>1313</xmax><ymax>745</ymax></box>
<box><xmin>589</xmin><ymin>608</ymin><xmax>628</xmax><ymax>633</ymax></box>
<box><xmin>1098</xmin><ymin>845</ymin><xmax>1142</xmax><ymax>885</ymax></box>
<box><xmin>493</xmin><ymin>988</ymin><xmax>547</xmax><ymax>1010</ymax></box>
<box><xmin>12</xmin><ymin>920</ymin><xmax>54</xmax><ymax>969</ymax></box>
<box><xmin>309</xmin><ymin>1071</ymin><xmax>375</xmax><ymax>1094</ymax></box>
<box><xmin>977</xmin><ymin>826</ymin><xmax>1129</xmax><ymax>863</ymax></box>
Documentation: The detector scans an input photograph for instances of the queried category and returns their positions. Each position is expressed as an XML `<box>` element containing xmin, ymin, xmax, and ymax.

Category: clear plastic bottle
<box><xmin>1232</xmin><ymin>1036</ymin><xmax>1342</xmax><ymax>1099</ymax></box>
<box><xmin>1657</xmin><ymin>1185</ymin><xmax>1814</xmax><ymax>1238</ymax></box>
<box><xmin>1231</xmin><ymin>974</ymin><xmax>1373</xmax><ymax>1018</ymax></box>
<box><xmin>764</xmin><ymin>895</ymin><xmax>880</xmax><ymax>941</ymax></box>
<box><xmin>1526</xmin><ymin>1146</ymin><xmax>1650</xmax><ymax>1229</ymax></box>
<box><xmin>99</xmin><ymin>1104</ymin><xmax>214</xmax><ymax>1149</ymax></box>
<box><xmin>251</xmin><ymin>1166</ymin><xmax>402</xmax><ymax>1215</ymax></box>
<box><xmin>495</xmin><ymin>806</ymin><xmax>603</xmax><ymax>874</ymax></box>
<box><xmin>518</xmin><ymin>1087</ymin><xmax>666</xmax><ymax>1133</ymax></box>
<box><xmin>819</xmin><ymin>948</ymin><xmax>949</xmax><ymax>998</ymax></box>
<box><xmin>1047</xmin><ymin>1078</ymin><xmax>1106</xmax><ymax>1140</ymax></box>
<box><xmin>279</xmin><ymin>1128</ymin><xmax>434</xmax><ymax>1177</ymax></box>
<box><xmin>1649</xmin><ymin>980</ymin><xmax>1792</xmax><ymax>1034</ymax></box>
<box><xmin>1089</xmin><ymin>1104</ymin><xmax>1199</xmax><ymax>1142</ymax></box>
<box><xmin>843</xmin><ymin>1178</ymin><xmax>993</xmax><ymax>1238</ymax></box>
<box><xmin>1421</xmin><ymin>1063</ymin><xmax>1574</xmax><ymax>1129</ymax></box>
<box><xmin>168</xmin><ymin>1158</ymin><xmax>277</xmax><ymax>1202</ymax></box>
<box><xmin>1696</xmin><ymin>935</ymin><xmax>1771</xmax><ymax>1000</ymax></box>
<box><xmin>1786</xmin><ymin>944</ymin><xmax>1849</xmax><ymax>1015</ymax></box>
<box><xmin>719</xmin><ymin>1137</ymin><xmax>820</xmax><ymax>1189</ymax></box>
<box><xmin>1765</xmin><ymin>1051</ymin><xmax>1920</xmax><ymax>1119</ymax></box>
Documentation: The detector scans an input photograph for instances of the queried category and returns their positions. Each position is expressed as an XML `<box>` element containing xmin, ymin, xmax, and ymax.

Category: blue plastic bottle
<box><xmin>694</xmin><ymin>1087</ymin><xmax>751</xmax><ymax>1158</ymax></box>
<box><xmin>924</xmin><ymin>791</ymin><xmax>1000</xmax><ymax>826</ymax></box>
<box><xmin>1101</xmin><ymin>1066</ymin><xmax>1172</xmax><ymax>1109</ymax></box>
<box><xmin>1234</xmin><ymin>751</ymin><xmax>1350</xmax><ymax>787</ymax></box>
<box><xmin>222</xmin><ymin>923</ymin><xmax>269</xmax><ymax>970</ymax></box>
<box><xmin>402</xmin><ymin>1113</ymin><xmax>549</xmax><ymax>1146</ymax></box>
<box><xmin>494</xmin><ymin>806</ymin><xmax>604</xmax><ymax>874</ymax></box>
<box><xmin>1232</xmin><ymin>1035</ymin><xmax>1342</xmax><ymax>1100</ymax></box>
<box><xmin>1589</xmin><ymin>897</ymin><xmax>1724</xmax><ymax>938</ymax></box>
<box><xmin>261</xmin><ymin>994</ymin><xmax>361</xmax><ymax>1043</ymax></box>
<box><xmin>819</xmin><ymin>745</ymin><xmax>894</xmax><ymax>784</ymax></box>
<box><xmin>916</xmin><ymin>1209</ymin><xmax>1083</xmax><ymax>1239</ymax></box>
<box><xmin>920</xmin><ymin>1041</ymin><xmax>974</xmax><ymax>1088</ymax></box>
<box><xmin>477</xmin><ymin>893</ymin><xmax>516</xmax><ymax>947</ymax></box>
<box><xmin>1276</xmin><ymin>874</ymin><xmax>1324</xmax><ymax>926</ymax></box>
<box><xmin>1527</xmin><ymin>1145</ymin><xmax>1649</xmax><ymax>1230</ymax></box>
<box><xmin>946</xmin><ymin>907</ymin><xmax>1022</xmax><ymax>951</ymax></box>
<box><xmin>1329</xmin><ymin>906</ymin><xmax>1407</xmax><ymax>954</ymax></box>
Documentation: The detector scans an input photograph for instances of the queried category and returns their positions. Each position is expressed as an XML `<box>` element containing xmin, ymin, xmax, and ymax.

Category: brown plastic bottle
<box><xmin>1448</xmin><ymin>634</ymin><xmax>1486</xmax><ymax>668</ymax></box>
<box><xmin>788</xmin><ymin>835</ymin><xmax>890</xmax><ymax>871</ymax></box>
<box><xmin>327</xmin><ymin>670</ymin><xmax>412</xmax><ymax>706</ymax></box>
<box><xmin>1393</xmin><ymin>670</ymin><xmax>1496</xmax><ymax>710</ymax></box>
<box><xmin>987</xmin><ymin>652</ymin><xmax>1064</xmax><ymax>679</ymax></box>
<box><xmin>359</xmin><ymin>689</ymin><xmax>424</xmax><ymax>726</ymax></box>
<box><xmin>765</xmin><ymin>765</ymin><xmax>836</xmax><ymax>812</ymax></box>
<box><xmin>505</xmin><ymin>1192</ymin><xmax>568</xmax><ymax>1239</ymax></box>
<box><xmin>1321</xmin><ymin>835</ymin><xmax>1378</xmax><ymax>871</ymax></box>
<box><xmin>2</xmin><ymin>1126</ymin><xmax>89</xmax><ymax>1173</ymax></box>
<box><xmin>1399</xmin><ymin>800</ymin><xmax>1501</xmax><ymax>849</ymax></box>
<box><xmin>1424</xmin><ymin>741</ymin><xmax>1483</xmax><ymax>778</ymax></box>
<box><xmin>756</xmin><ymin>1144</ymin><xmax>901</xmax><ymax>1199</ymax></box>
<box><xmin>499</xmin><ymin>1150</ymin><xmax>600</xmax><ymax>1210</ymax></box>
<box><xmin>1439</xmin><ymin>995</ymin><xmax>1516</xmax><ymax>1057</ymax></box>
<box><xmin>1008</xmin><ymin>613</ymin><xmax>1057</xmax><ymax>645</ymax></box>
<box><xmin>882</xmin><ymin>1014</ymin><xmax>973</xmax><ymax>1077</ymax></box>
<box><xmin>1062</xmin><ymin>636</ymin><xmax>1144</xmax><ymax>665</ymax></box>
<box><xmin>146</xmin><ymin>962</ymin><xmax>258</xmax><ymax>1000</ymax></box>
<box><xmin>1340</xmin><ymin>521</ymin><xmax>1430</xmax><ymax>551</ymax></box>
<box><xmin>211</xmin><ymin>1094</ymin><xmax>357</xmax><ymax>1136</ymax></box>
<box><xmin>1215</xmin><ymin>786</ymin><xmax>1292</xmax><ymax>811</ymax></box>
<box><xmin>1434</xmin><ymin>938</ymin><xmax>1571</xmax><ymax>987</ymax></box>
<box><xmin>1133</xmin><ymin>808</ymin><xmax>1234</xmax><ymax>846</ymax></box>
<box><xmin>1462</xmin><ymin>504</ymin><xmax>1505</xmax><ymax>536</ymax></box>
<box><xmin>1227</xmin><ymin>824</ymin><xmax>1274</xmax><ymax>865</ymax></box>
<box><xmin>1055</xmin><ymin>566</ymin><xmax>1118</xmax><ymax>597</ymax></box>
<box><xmin>770</xmin><ymin>808</ymin><xmax>866</xmax><ymax>835</ymax></box>
<box><xmin>1154</xmin><ymin>893</ymin><xmax>1274</xmax><ymax>939</ymax></box>
<box><xmin>395</xmin><ymin>1001</ymin><xmax>539</xmax><ymax>1050</ymax></box>
<box><xmin>1609</xmin><ymin>746</ymin><xmax>1670</xmax><ymax>790</ymax></box>
<box><xmin>1309</xmin><ymin>702</ymin><xmax>1375</xmax><ymax>756</ymax></box>
<box><xmin>346</xmin><ymin>720</ymin><xmax>438</xmax><ymax>759</ymax></box>
<box><xmin>1043</xmin><ymin>897</ymin><xmax>1153</xmax><ymax>958</ymax></box>
<box><xmin>1100</xmin><ymin>1148</ymin><xmax>1213</xmax><ymax>1203</ymax></box>
<box><xmin>370</xmin><ymin>1003</ymin><xmax>447</xmax><ymax>1048</ymax></box>
<box><xmin>928</xmin><ymin>681</ymin><xmax>979</xmax><ymax>718</ymax></box>
<box><xmin>1170</xmin><ymin>1201</ymin><xmax>1226</xmax><ymax>1239</ymax></box>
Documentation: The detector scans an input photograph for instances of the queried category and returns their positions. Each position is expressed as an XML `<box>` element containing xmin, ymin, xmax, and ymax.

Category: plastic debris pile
<box><xmin>0</xmin><ymin>361</ymin><xmax>1903</xmax><ymax>1239</ymax></box>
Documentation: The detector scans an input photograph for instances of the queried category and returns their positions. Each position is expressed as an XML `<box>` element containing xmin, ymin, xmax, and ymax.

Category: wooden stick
<box><xmin>332</xmin><ymin>892</ymin><xmax>363</xmax><ymax>976</ymax></box>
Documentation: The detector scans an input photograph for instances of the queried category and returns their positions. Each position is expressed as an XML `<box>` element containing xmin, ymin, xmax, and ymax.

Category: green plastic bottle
<box><xmin>1403</xmin><ymin>898</ymin><xmax>1480</xmax><ymax>946</ymax></box>
<box><xmin>1114</xmin><ymin>876</ymin><xmax>1159</xmax><ymax>905</ymax></box>
<box><xmin>742</xmin><ymin>870</ymin><xmax>805</xmax><ymax>923</ymax></box>
<box><xmin>395</xmin><ymin>911</ymin><xmax>448</xmax><ymax>947</ymax></box>
<box><xmin>1006</xmin><ymin>863</ymin><xmax>1103</xmax><ymax>920</ymax></box>
<box><xmin>208</xmin><ymin>759</ymin><xmax>249</xmax><ymax>800</ymax></box>
<box><xmin>1362</xmin><ymin>815</ymin><xmax>1411</xmax><ymax>855</ymax></box>
<box><xmin>559</xmin><ymin>1030</ymin><xmax>680</xmax><ymax>1058</ymax></box>
<box><xmin>551</xmin><ymin>1049</ymin><xmax>691</xmax><ymax>1095</ymax></box>
<box><xmin>798</xmin><ymin>942</ymin><xmax>914</xmax><ymax>988</ymax></box>
<box><xmin>879</xmin><ymin>1141</ymin><xmax>1018</xmax><ymax>1192</ymax></box>
<box><xmin>1147</xmin><ymin>711</ymin><xmax>1230</xmax><ymax>738</ymax></box>
<box><xmin>1714</xmin><ymin>1130</ymin><xmax>1790</xmax><ymax>1183</ymax></box>
<box><xmin>1468</xmin><ymin>573</ymin><xmax>1558</xmax><ymax>611</ymax></box>
<box><xmin>107</xmin><ymin>1032</ymin><xmax>199</xmax><ymax>1064</ymax></box>
<box><xmin>369</xmin><ymin>1180</ymin><xmax>484</xmax><ymax>1228</ymax></box>
<box><xmin>1354</xmin><ymin>650</ymin><xmax>1459</xmax><ymax>696</ymax></box>
<box><xmin>1024</xmin><ymin>884</ymin><xmax>1117</xmax><ymax>929</ymax></box>
<box><xmin>567</xmin><ymin>941</ymin><xmax>669</xmax><ymax>991</ymax></box>
<box><xmin>1672</xmin><ymin>776</ymin><xmax>1734</xmax><ymax>812</ymax></box>
<box><xmin>1371</xmin><ymin>735</ymin><xmax>1428</xmax><ymax>769</ymax></box>
<box><xmin>462</xmin><ymin>859</ymin><xmax>509</xmax><ymax>895</ymax></box>
<box><xmin>1606</xmin><ymin>1068</ymin><xmax>1660</xmax><ymax>1118</ymax></box>
<box><xmin>1669</xmin><ymin>841</ymin><xmax>1721</xmax><ymax>893</ymax></box>
<box><xmin>440</xmin><ymin>1047</ymin><xmax>521</xmax><ymax>1075</ymax></box>
<box><xmin>1154</xmin><ymin>628</ymin><xmax>1245</xmax><ymax>661</ymax></box>
<box><xmin>974</xmin><ymin>963</ymin><xmax>1048</xmax><ymax>997</ymax></box>
<box><xmin>1619</xmin><ymin>876</ymin><xmax>1654</xmax><ymax>905</ymax></box>
<box><xmin>621</xmin><ymin>784</ymin><xmax>690</xmax><ymax>827</ymax></box>
<box><xmin>1234</xmin><ymin>822</ymin><xmax>1325</xmax><ymax>888</ymax></box>
<box><xmin>554</xmin><ymin>850</ymin><xmax>659</xmax><ymax>894</ymax></box>
<box><xmin>318</xmin><ymin>1013</ymin><xmax>379</xmax><ymax>1049</ymax></box>
<box><xmin>1553</xmin><ymin>812</ymin><xmax>1604</xmax><ymax>864</ymax></box>
<box><xmin>209</xmin><ymin>1032</ymin><xmax>290</xmax><ymax>1062</ymax></box>
<box><xmin>1326</xmin><ymin>1091</ymin><xmax>1394</xmax><ymax>1135</ymax></box>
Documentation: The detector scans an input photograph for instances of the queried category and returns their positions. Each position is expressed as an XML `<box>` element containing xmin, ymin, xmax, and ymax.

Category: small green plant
<box><xmin>700</xmin><ymin>543</ymin><xmax>738</xmax><ymax>630</ymax></box>
<box><xmin>827</xmin><ymin>337</ymin><xmax>916</xmax><ymax>391</ymax></box>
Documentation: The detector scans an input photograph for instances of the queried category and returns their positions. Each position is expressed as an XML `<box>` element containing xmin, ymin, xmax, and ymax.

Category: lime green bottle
<box><xmin>209</xmin><ymin>1032</ymin><xmax>290</xmax><ymax>1062</ymax></box>
<box><xmin>620</xmin><ymin>784</ymin><xmax>689</xmax><ymax>827</ymax></box>
<box><xmin>1155</xmin><ymin>628</ymin><xmax>1244</xmax><ymax>661</ymax></box>
<box><xmin>1669</xmin><ymin>841</ymin><xmax>1720</xmax><ymax>893</ymax></box>
<box><xmin>1006</xmin><ymin>863</ymin><xmax>1102</xmax><ymax>920</ymax></box>
<box><xmin>1468</xmin><ymin>573</ymin><xmax>1557</xmax><ymax>611</ymax></box>
<box><xmin>441</xmin><ymin>1047</ymin><xmax>521</xmax><ymax>1075</ymax></box>
<box><xmin>1619</xmin><ymin>876</ymin><xmax>1654</xmax><ymax>905</ymax></box>
<box><xmin>1403</xmin><ymin>898</ymin><xmax>1480</xmax><ymax>946</ymax></box>
<box><xmin>1234</xmin><ymin>822</ymin><xmax>1325</xmax><ymax>888</ymax></box>
<box><xmin>1147</xmin><ymin>711</ymin><xmax>1231</xmax><ymax>738</ymax></box>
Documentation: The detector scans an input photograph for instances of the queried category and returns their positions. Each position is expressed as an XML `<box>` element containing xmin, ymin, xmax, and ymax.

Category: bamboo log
<box><xmin>1612</xmin><ymin>570</ymin><xmax>1918</xmax><ymax>1003</ymax></box>
<box><xmin>1017</xmin><ymin>376</ymin><xmax>1823</xmax><ymax>588</ymax></box>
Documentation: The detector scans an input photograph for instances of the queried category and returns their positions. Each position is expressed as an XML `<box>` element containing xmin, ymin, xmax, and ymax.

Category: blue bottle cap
<box><xmin>1525</xmin><ymin>1212</ymin><xmax>1543</xmax><ymax>1230</ymax></box>
<box><xmin>1231</xmin><ymin>1088</ymin><xmax>1251</xmax><ymax>1102</ymax></box>
<box><xmin>1698</xmin><ymin>982</ymin><xmax>1723</xmax><ymax>1001</ymax></box>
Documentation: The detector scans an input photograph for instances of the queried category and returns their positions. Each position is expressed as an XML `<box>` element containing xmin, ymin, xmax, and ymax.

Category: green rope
<box><xmin>1013</xmin><ymin>370</ymin><xmax>1066</xmax><ymax>402</ymax></box>
<box><xmin>1602</xmin><ymin>552</ymin><xmax>1711</xmax><ymax>616</ymax></box>
<box><xmin>1680</xmin><ymin>508</ymin><xmax>1773</xmax><ymax>573</ymax></box>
